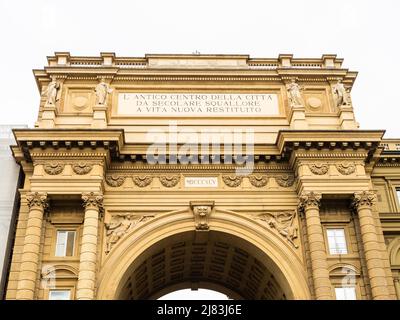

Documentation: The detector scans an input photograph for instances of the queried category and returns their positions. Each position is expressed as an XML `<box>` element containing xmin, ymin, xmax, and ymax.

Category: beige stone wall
<box><xmin>5</xmin><ymin>53</ymin><xmax>400</xmax><ymax>300</ymax></box>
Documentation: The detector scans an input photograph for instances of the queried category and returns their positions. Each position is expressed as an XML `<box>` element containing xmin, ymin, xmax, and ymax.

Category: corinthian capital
<box><xmin>82</xmin><ymin>192</ymin><xmax>104</xmax><ymax>212</ymax></box>
<box><xmin>352</xmin><ymin>191</ymin><xmax>376</xmax><ymax>210</ymax></box>
<box><xmin>298</xmin><ymin>191</ymin><xmax>322</xmax><ymax>212</ymax></box>
<box><xmin>26</xmin><ymin>192</ymin><xmax>49</xmax><ymax>211</ymax></box>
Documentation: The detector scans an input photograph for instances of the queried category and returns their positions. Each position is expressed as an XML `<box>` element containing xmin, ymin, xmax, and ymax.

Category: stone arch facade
<box><xmin>96</xmin><ymin>210</ymin><xmax>311</xmax><ymax>300</ymax></box>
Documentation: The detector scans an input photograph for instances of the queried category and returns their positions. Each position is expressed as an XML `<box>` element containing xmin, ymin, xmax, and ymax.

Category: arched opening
<box><xmin>158</xmin><ymin>289</ymin><xmax>230</xmax><ymax>300</ymax></box>
<box><xmin>116</xmin><ymin>231</ymin><xmax>291</xmax><ymax>300</ymax></box>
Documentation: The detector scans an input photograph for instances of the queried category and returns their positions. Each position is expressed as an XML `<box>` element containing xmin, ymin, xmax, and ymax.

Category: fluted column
<box><xmin>352</xmin><ymin>191</ymin><xmax>390</xmax><ymax>299</ymax></box>
<box><xmin>76</xmin><ymin>192</ymin><xmax>103</xmax><ymax>300</ymax></box>
<box><xmin>16</xmin><ymin>192</ymin><xmax>48</xmax><ymax>300</ymax></box>
<box><xmin>298</xmin><ymin>191</ymin><xmax>334</xmax><ymax>300</ymax></box>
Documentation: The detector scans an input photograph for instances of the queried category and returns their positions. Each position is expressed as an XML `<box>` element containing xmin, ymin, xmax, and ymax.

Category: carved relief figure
<box><xmin>332</xmin><ymin>79</ymin><xmax>351</xmax><ymax>107</ymax></box>
<box><xmin>105</xmin><ymin>214</ymin><xmax>154</xmax><ymax>253</ymax></box>
<box><xmin>193</xmin><ymin>205</ymin><xmax>212</xmax><ymax>231</ymax></box>
<box><xmin>286</xmin><ymin>79</ymin><xmax>303</xmax><ymax>107</ymax></box>
<box><xmin>43</xmin><ymin>76</ymin><xmax>61</xmax><ymax>105</ymax></box>
<box><xmin>254</xmin><ymin>211</ymin><xmax>298</xmax><ymax>248</ymax></box>
<box><xmin>95</xmin><ymin>77</ymin><xmax>113</xmax><ymax>105</ymax></box>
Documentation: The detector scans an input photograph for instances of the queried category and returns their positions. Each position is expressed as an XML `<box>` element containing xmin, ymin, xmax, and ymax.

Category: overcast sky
<box><xmin>1</xmin><ymin>0</ymin><xmax>399</xmax><ymax>300</ymax></box>
<box><xmin>1</xmin><ymin>0</ymin><xmax>400</xmax><ymax>136</ymax></box>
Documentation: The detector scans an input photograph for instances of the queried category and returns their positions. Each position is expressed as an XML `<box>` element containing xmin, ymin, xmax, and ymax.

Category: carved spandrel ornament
<box><xmin>332</xmin><ymin>79</ymin><xmax>351</xmax><ymax>107</ymax></box>
<box><xmin>253</xmin><ymin>211</ymin><xmax>298</xmax><ymax>248</ymax></box>
<box><xmin>43</xmin><ymin>163</ymin><xmax>64</xmax><ymax>175</ymax></box>
<box><xmin>222</xmin><ymin>175</ymin><xmax>243</xmax><ymax>187</ymax></box>
<box><xmin>95</xmin><ymin>77</ymin><xmax>113</xmax><ymax>105</ymax></box>
<box><xmin>190</xmin><ymin>201</ymin><xmax>214</xmax><ymax>231</ymax></box>
<box><xmin>298</xmin><ymin>191</ymin><xmax>322</xmax><ymax>213</ymax></box>
<box><xmin>82</xmin><ymin>192</ymin><xmax>104</xmax><ymax>214</ymax></box>
<box><xmin>308</xmin><ymin>163</ymin><xmax>329</xmax><ymax>175</ymax></box>
<box><xmin>352</xmin><ymin>191</ymin><xmax>377</xmax><ymax>210</ymax></box>
<box><xmin>336</xmin><ymin>162</ymin><xmax>356</xmax><ymax>175</ymax></box>
<box><xmin>159</xmin><ymin>175</ymin><xmax>180</xmax><ymax>188</ymax></box>
<box><xmin>105</xmin><ymin>175</ymin><xmax>126</xmax><ymax>187</ymax></box>
<box><xmin>26</xmin><ymin>192</ymin><xmax>49</xmax><ymax>211</ymax></box>
<box><xmin>105</xmin><ymin>214</ymin><xmax>155</xmax><ymax>253</ymax></box>
<box><xmin>286</xmin><ymin>79</ymin><xmax>304</xmax><ymax>107</ymax></box>
<box><xmin>274</xmin><ymin>174</ymin><xmax>295</xmax><ymax>187</ymax></box>
<box><xmin>132</xmin><ymin>175</ymin><xmax>153</xmax><ymax>187</ymax></box>
<box><xmin>43</xmin><ymin>76</ymin><xmax>61</xmax><ymax>105</ymax></box>
<box><xmin>72</xmin><ymin>163</ymin><xmax>93</xmax><ymax>175</ymax></box>
<box><xmin>248</xmin><ymin>175</ymin><xmax>268</xmax><ymax>187</ymax></box>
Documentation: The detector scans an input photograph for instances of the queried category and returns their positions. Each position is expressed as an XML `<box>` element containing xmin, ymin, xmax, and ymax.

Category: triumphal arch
<box><xmin>5</xmin><ymin>53</ymin><xmax>400</xmax><ymax>300</ymax></box>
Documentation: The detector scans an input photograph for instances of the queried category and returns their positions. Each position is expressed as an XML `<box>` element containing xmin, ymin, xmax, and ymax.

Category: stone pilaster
<box><xmin>352</xmin><ymin>191</ymin><xmax>390</xmax><ymax>299</ymax></box>
<box><xmin>76</xmin><ymin>192</ymin><xmax>103</xmax><ymax>300</ymax></box>
<box><xmin>394</xmin><ymin>276</ymin><xmax>400</xmax><ymax>300</ymax></box>
<box><xmin>298</xmin><ymin>191</ymin><xmax>334</xmax><ymax>300</ymax></box>
<box><xmin>16</xmin><ymin>192</ymin><xmax>48</xmax><ymax>300</ymax></box>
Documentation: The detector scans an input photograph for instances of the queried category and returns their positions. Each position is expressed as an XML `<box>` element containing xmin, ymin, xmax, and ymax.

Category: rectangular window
<box><xmin>49</xmin><ymin>290</ymin><xmax>71</xmax><ymax>300</ymax></box>
<box><xmin>55</xmin><ymin>230</ymin><xmax>75</xmax><ymax>257</ymax></box>
<box><xmin>396</xmin><ymin>188</ymin><xmax>400</xmax><ymax>207</ymax></box>
<box><xmin>335</xmin><ymin>287</ymin><xmax>356</xmax><ymax>300</ymax></box>
<box><xmin>327</xmin><ymin>228</ymin><xmax>348</xmax><ymax>254</ymax></box>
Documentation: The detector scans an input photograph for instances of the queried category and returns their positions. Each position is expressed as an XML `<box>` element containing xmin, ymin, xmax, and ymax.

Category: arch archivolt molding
<box><xmin>97</xmin><ymin>206</ymin><xmax>310</xmax><ymax>300</ymax></box>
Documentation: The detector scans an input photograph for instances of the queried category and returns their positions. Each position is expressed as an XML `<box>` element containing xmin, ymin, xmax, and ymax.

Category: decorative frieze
<box><xmin>222</xmin><ymin>175</ymin><xmax>243</xmax><ymax>187</ymax></box>
<box><xmin>43</xmin><ymin>162</ymin><xmax>64</xmax><ymax>175</ymax></box>
<box><xmin>132</xmin><ymin>175</ymin><xmax>153</xmax><ymax>187</ymax></box>
<box><xmin>105</xmin><ymin>214</ymin><xmax>155</xmax><ymax>253</ymax></box>
<box><xmin>105</xmin><ymin>175</ymin><xmax>126</xmax><ymax>187</ymax></box>
<box><xmin>275</xmin><ymin>174</ymin><xmax>295</xmax><ymax>187</ymax></box>
<box><xmin>159</xmin><ymin>175</ymin><xmax>180</xmax><ymax>188</ymax></box>
<box><xmin>253</xmin><ymin>211</ymin><xmax>298</xmax><ymax>248</ymax></box>
<box><xmin>72</xmin><ymin>162</ymin><xmax>93</xmax><ymax>175</ymax></box>
<box><xmin>248</xmin><ymin>175</ymin><xmax>268</xmax><ymax>188</ymax></box>
<box><xmin>335</xmin><ymin>162</ymin><xmax>356</xmax><ymax>175</ymax></box>
<box><xmin>308</xmin><ymin>163</ymin><xmax>329</xmax><ymax>175</ymax></box>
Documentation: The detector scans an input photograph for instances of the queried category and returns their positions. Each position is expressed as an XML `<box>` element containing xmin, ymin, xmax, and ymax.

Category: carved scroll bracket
<box><xmin>190</xmin><ymin>201</ymin><xmax>214</xmax><ymax>232</ymax></box>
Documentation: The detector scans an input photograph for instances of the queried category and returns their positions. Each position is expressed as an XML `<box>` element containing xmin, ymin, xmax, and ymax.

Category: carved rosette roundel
<box><xmin>106</xmin><ymin>175</ymin><xmax>126</xmax><ymax>187</ymax></box>
<box><xmin>82</xmin><ymin>192</ymin><xmax>104</xmax><ymax>213</ymax></box>
<box><xmin>222</xmin><ymin>175</ymin><xmax>243</xmax><ymax>188</ymax></box>
<box><xmin>309</xmin><ymin>163</ymin><xmax>329</xmax><ymax>175</ymax></box>
<box><xmin>132</xmin><ymin>176</ymin><xmax>153</xmax><ymax>187</ymax></box>
<box><xmin>352</xmin><ymin>191</ymin><xmax>376</xmax><ymax>210</ymax></box>
<box><xmin>248</xmin><ymin>175</ymin><xmax>268</xmax><ymax>188</ymax></box>
<box><xmin>336</xmin><ymin>162</ymin><xmax>356</xmax><ymax>175</ymax></box>
<box><xmin>72</xmin><ymin>163</ymin><xmax>93</xmax><ymax>175</ymax></box>
<box><xmin>275</xmin><ymin>174</ymin><xmax>295</xmax><ymax>187</ymax></box>
<box><xmin>26</xmin><ymin>192</ymin><xmax>48</xmax><ymax>211</ymax></box>
<box><xmin>159</xmin><ymin>175</ymin><xmax>180</xmax><ymax>188</ymax></box>
<box><xmin>43</xmin><ymin>163</ymin><xmax>64</xmax><ymax>175</ymax></box>
<box><xmin>298</xmin><ymin>191</ymin><xmax>322</xmax><ymax>212</ymax></box>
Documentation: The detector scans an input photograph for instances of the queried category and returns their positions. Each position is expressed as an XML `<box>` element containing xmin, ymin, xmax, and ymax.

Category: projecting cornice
<box><xmin>276</xmin><ymin>130</ymin><xmax>385</xmax><ymax>166</ymax></box>
<box><xmin>11</xmin><ymin>128</ymin><xmax>125</xmax><ymax>163</ymax></box>
<box><xmin>32</xmin><ymin>52</ymin><xmax>357</xmax><ymax>93</ymax></box>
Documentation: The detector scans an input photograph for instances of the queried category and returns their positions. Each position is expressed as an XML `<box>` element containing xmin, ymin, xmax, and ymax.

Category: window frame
<box><xmin>55</xmin><ymin>229</ymin><xmax>76</xmax><ymax>257</ymax></box>
<box><xmin>48</xmin><ymin>289</ymin><xmax>72</xmax><ymax>300</ymax></box>
<box><xmin>334</xmin><ymin>286</ymin><xmax>357</xmax><ymax>300</ymax></box>
<box><xmin>324</xmin><ymin>226</ymin><xmax>351</xmax><ymax>256</ymax></box>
